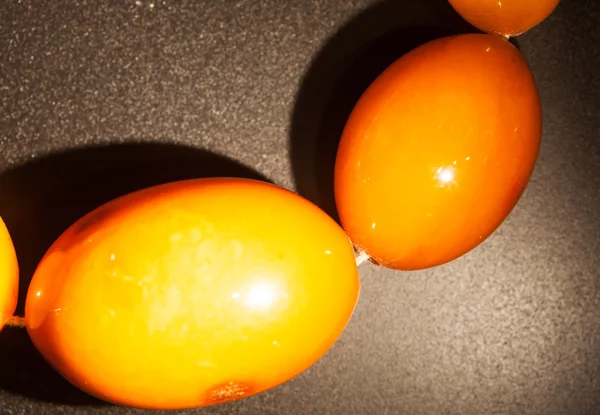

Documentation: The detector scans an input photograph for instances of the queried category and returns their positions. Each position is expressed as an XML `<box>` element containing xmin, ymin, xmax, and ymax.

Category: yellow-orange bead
<box><xmin>448</xmin><ymin>0</ymin><xmax>560</xmax><ymax>37</ymax></box>
<box><xmin>0</xmin><ymin>217</ymin><xmax>18</xmax><ymax>331</ymax></box>
<box><xmin>25</xmin><ymin>178</ymin><xmax>360</xmax><ymax>409</ymax></box>
<box><xmin>335</xmin><ymin>34</ymin><xmax>542</xmax><ymax>270</ymax></box>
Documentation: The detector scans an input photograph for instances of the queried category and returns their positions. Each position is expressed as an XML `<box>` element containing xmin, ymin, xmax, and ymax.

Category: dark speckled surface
<box><xmin>1</xmin><ymin>0</ymin><xmax>599</xmax><ymax>414</ymax></box>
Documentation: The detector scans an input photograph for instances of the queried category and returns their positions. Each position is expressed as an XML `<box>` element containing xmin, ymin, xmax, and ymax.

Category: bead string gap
<box><xmin>355</xmin><ymin>251</ymin><xmax>370</xmax><ymax>267</ymax></box>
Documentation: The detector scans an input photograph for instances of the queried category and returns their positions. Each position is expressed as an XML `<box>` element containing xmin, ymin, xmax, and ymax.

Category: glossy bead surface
<box><xmin>25</xmin><ymin>178</ymin><xmax>359</xmax><ymax>409</ymax></box>
<box><xmin>335</xmin><ymin>34</ymin><xmax>542</xmax><ymax>270</ymax></box>
<box><xmin>0</xmin><ymin>217</ymin><xmax>18</xmax><ymax>331</ymax></box>
<box><xmin>448</xmin><ymin>0</ymin><xmax>560</xmax><ymax>37</ymax></box>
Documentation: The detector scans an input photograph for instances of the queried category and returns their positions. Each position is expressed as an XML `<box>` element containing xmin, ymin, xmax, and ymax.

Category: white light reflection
<box><xmin>244</xmin><ymin>282</ymin><xmax>278</xmax><ymax>310</ymax></box>
<box><xmin>435</xmin><ymin>165</ymin><xmax>457</xmax><ymax>187</ymax></box>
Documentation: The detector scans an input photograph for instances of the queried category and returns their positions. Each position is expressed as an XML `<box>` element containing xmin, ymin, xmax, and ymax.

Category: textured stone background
<box><xmin>1</xmin><ymin>0</ymin><xmax>599</xmax><ymax>414</ymax></box>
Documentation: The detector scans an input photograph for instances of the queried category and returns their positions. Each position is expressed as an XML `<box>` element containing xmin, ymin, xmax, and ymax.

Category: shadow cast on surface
<box><xmin>288</xmin><ymin>0</ymin><xmax>511</xmax><ymax>224</ymax></box>
<box><xmin>0</xmin><ymin>142</ymin><xmax>270</xmax><ymax>406</ymax></box>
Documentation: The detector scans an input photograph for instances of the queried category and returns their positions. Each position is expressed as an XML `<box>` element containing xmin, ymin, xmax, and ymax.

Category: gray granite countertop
<box><xmin>1</xmin><ymin>0</ymin><xmax>599</xmax><ymax>414</ymax></box>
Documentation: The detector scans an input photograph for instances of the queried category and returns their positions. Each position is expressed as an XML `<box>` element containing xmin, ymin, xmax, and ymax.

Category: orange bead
<box><xmin>334</xmin><ymin>34</ymin><xmax>542</xmax><ymax>270</ymax></box>
<box><xmin>0</xmin><ymin>217</ymin><xmax>19</xmax><ymax>331</ymax></box>
<box><xmin>448</xmin><ymin>0</ymin><xmax>560</xmax><ymax>37</ymax></box>
<box><xmin>25</xmin><ymin>178</ymin><xmax>359</xmax><ymax>409</ymax></box>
